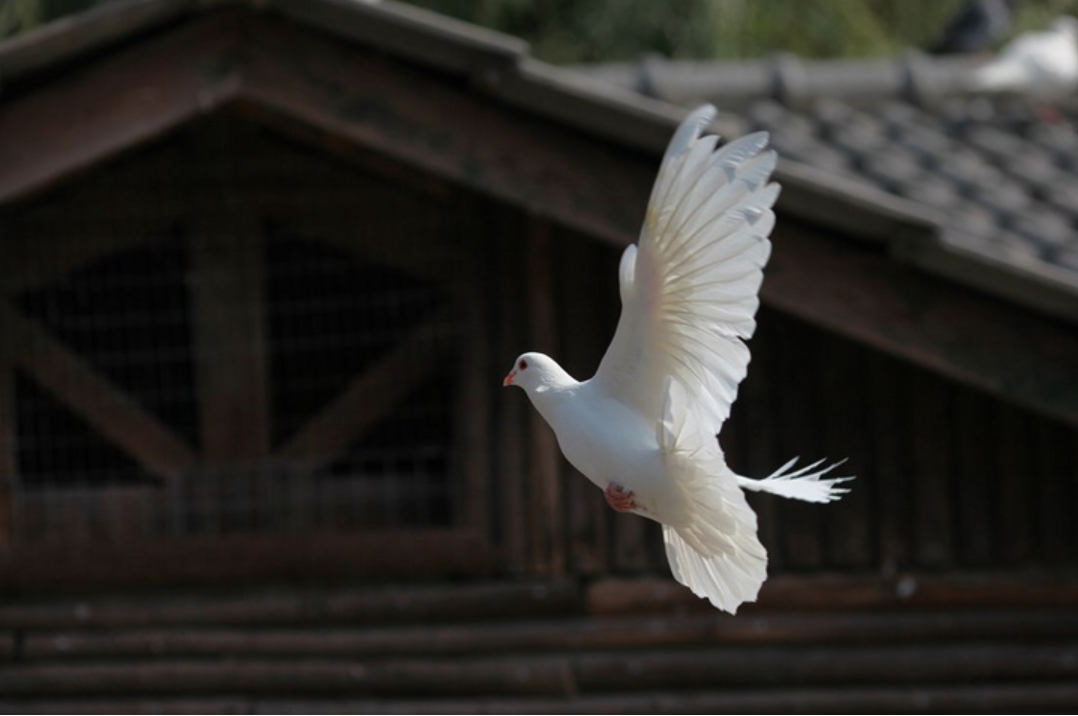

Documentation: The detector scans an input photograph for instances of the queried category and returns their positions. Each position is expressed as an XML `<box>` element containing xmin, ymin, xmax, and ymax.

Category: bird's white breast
<box><xmin>528</xmin><ymin>380</ymin><xmax>687</xmax><ymax>522</ymax></box>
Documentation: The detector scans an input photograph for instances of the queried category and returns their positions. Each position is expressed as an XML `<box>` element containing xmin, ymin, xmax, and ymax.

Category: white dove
<box><xmin>503</xmin><ymin>105</ymin><xmax>851</xmax><ymax>613</ymax></box>
<box><xmin>970</xmin><ymin>15</ymin><xmax>1078</xmax><ymax>99</ymax></box>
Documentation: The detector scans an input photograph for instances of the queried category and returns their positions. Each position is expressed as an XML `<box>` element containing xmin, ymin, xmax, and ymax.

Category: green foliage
<box><xmin>409</xmin><ymin>0</ymin><xmax>718</xmax><ymax>63</ymax></box>
<box><xmin>414</xmin><ymin>0</ymin><xmax>1078</xmax><ymax>62</ymax></box>
<box><xmin>708</xmin><ymin>0</ymin><xmax>1078</xmax><ymax>59</ymax></box>
<box><xmin>1</xmin><ymin>0</ymin><xmax>116</xmax><ymax>38</ymax></box>
<box><xmin>0</xmin><ymin>0</ymin><xmax>43</xmax><ymax>37</ymax></box>
<box><xmin>5</xmin><ymin>0</ymin><xmax>1078</xmax><ymax>62</ymax></box>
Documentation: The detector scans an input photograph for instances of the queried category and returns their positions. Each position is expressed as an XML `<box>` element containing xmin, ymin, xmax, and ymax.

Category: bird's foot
<box><xmin>604</xmin><ymin>482</ymin><xmax>637</xmax><ymax>513</ymax></box>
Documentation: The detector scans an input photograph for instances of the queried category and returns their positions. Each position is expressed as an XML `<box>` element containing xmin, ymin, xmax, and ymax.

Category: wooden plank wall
<box><xmin>529</xmin><ymin>220</ymin><xmax>1078</xmax><ymax>580</ymax></box>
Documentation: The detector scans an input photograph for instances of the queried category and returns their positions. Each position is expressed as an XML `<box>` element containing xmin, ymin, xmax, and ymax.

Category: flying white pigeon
<box><xmin>970</xmin><ymin>15</ymin><xmax>1078</xmax><ymax>99</ymax></box>
<box><xmin>503</xmin><ymin>105</ymin><xmax>851</xmax><ymax>613</ymax></box>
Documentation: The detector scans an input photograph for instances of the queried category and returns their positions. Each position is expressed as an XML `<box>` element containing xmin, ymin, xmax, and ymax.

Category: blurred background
<box><xmin>5</xmin><ymin>0</ymin><xmax>1078</xmax><ymax>60</ymax></box>
<box><xmin>1</xmin><ymin>0</ymin><xmax>1077</xmax><ymax>712</ymax></box>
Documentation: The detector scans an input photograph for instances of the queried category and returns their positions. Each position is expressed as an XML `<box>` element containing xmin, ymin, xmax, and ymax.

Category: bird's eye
<box><xmin>518</xmin><ymin>359</ymin><xmax>529</xmax><ymax>370</ymax></box>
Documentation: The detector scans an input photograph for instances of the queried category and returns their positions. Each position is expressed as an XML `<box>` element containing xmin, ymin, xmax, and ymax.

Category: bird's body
<box><xmin>504</xmin><ymin>105</ymin><xmax>850</xmax><ymax>613</ymax></box>
<box><xmin>520</xmin><ymin>362</ymin><xmax>689</xmax><ymax>524</ymax></box>
<box><xmin>970</xmin><ymin>16</ymin><xmax>1078</xmax><ymax>100</ymax></box>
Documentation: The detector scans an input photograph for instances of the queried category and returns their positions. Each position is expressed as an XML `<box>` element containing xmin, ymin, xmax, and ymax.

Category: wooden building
<box><xmin>0</xmin><ymin>0</ymin><xmax>1077</xmax><ymax>710</ymax></box>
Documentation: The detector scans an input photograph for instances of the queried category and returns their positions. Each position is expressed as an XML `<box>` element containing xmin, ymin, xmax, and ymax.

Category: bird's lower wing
<box><xmin>659</xmin><ymin>378</ymin><xmax>767</xmax><ymax>613</ymax></box>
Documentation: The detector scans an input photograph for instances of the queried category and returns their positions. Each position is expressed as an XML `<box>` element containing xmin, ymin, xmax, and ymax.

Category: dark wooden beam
<box><xmin>495</xmin><ymin>219</ymin><xmax>528</xmax><ymax>574</ymax></box>
<box><xmin>0</xmin><ymin>655</ymin><xmax>573</xmax><ymax>698</ymax></box>
<box><xmin>765</xmin><ymin>226</ymin><xmax>1078</xmax><ymax>429</ymax></box>
<box><xmin>866</xmin><ymin>351</ymin><xmax>911</xmax><ymax>570</ymax></box>
<box><xmin>17</xmin><ymin>486</ymin><xmax>158</xmax><ymax>548</ymax></box>
<box><xmin>0</xmin><ymin>13</ymin><xmax>243</xmax><ymax>204</ymax></box>
<box><xmin>525</xmin><ymin>217</ymin><xmax>564</xmax><ymax>576</ymax></box>
<box><xmin>995</xmin><ymin>403</ymin><xmax>1032</xmax><ymax>565</ymax></box>
<box><xmin>236</xmin><ymin>14</ymin><xmax>652</xmax><ymax>247</ymax></box>
<box><xmin>0</xmin><ymin>529</ymin><xmax>493</xmax><ymax>591</ymax></box>
<box><xmin>7</xmin><ymin>685</ymin><xmax>1076</xmax><ymax>715</ymax></box>
<box><xmin>589</xmin><ymin>573</ymin><xmax>1078</xmax><ymax>614</ymax></box>
<box><xmin>276</xmin><ymin>308</ymin><xmax>453</xmax><ymax>468</ymax></box>
<box><xmin>188</xmin><ymin>128</ymin><xmax>271</xmax><ymax>464</ymax></box>
<box><xmin>453</xmin><ymin>199</ymin><xmax>492</xmax><ymax>533</ymax></box>
<box><xmin>18</xmin><ymin>609</ymin><xmax>1078</xmax><ymax>661</ymax></box>
<box><xmin>573</xmin><ymin>643</ymin><xmax>1078</xmax><ymax>691</ymax></box>
<box><xmin>0</xmin><ymin>303</ymin><xmax>196</xmax><ymax>482</ymax></box>
<box><xmin>0</xmin><ymin>349</ymin><xmax>14</xmax><ymax>547</ymax></box>
<box><xmin>910</xmin><ymin>371</ymin><xmax>953</xmax><ymax>568</ymax></box>
<box><xmin>0</xmin><ymin>578</ymin><xmax>578</xmax><ymax>629</ymax></box>
<box><xmin>1</xmin><ymin>176</ymin><xmax>180</xmax><ymax>296</ymax></box>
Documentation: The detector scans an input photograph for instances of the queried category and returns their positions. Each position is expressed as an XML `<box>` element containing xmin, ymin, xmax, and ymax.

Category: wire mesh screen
<box><xmin>2</xmin><ymin>121</ymin><xmax>468</xmax><ymax>547</ymax></box>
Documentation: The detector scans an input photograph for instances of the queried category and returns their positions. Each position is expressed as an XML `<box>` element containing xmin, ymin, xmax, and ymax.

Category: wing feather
<box><xmin>594</xmin><ymin>105</ymin><xmax>779</xmax><ymax>432</ymax></box>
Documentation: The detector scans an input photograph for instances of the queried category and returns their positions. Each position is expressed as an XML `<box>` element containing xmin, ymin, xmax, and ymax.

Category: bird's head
<box><xmin>502</xmin><ymin>352</ymin><xmax>569</xmax><ymax>394</ymax></box>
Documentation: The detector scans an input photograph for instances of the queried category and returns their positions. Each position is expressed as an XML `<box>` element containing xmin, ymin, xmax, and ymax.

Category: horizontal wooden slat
<box><xmin>1</xmin><ymin>644</ymin><xmax>1076</xmax><ymax>697</ymax></box>
<box><xmin>0</xmin><ymin>699</ymin><xmax>240</xmax><ymax>716</ymax></box>
<box><xmin>0</xmin><ymin>579</ymin><xmax>578</xmax><ymax>630</ymax></box>
<box><xmin>0</xmin><ymin>530</ymin><xmax>495</xmax><ymax>592</ymax></box>
<box><xmin>589</xmin><ymin>574</ymin><xmax>1078</xmax><ymax>614</ymax></box>
<box><xmin>574</xmin><ymin>644</ymin><xmax>1078</xmax><ymax>690</ymax></box>
<box><xmin>18</xmin><ymin>610</ymin><xmax>1078</xmax><ymax>661</ymax></box>
<box><xmin>253</xmin><ymin>682</ymin><xmax>1078</xmax><ymax>714</ymax></box>
<box><xmin>0</xmin><ymin>657</ymin><xmax>574</xmax><ymax>698</ymax></box>
<box><xmin>5</xmin><ymin>684</ymin><xmax>1078</xmax><ymax>715</ymax></box>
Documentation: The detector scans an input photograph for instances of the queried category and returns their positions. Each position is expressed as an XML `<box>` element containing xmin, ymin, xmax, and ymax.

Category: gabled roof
<box><xmin>3</xmin><ymin>0</ymin><xmax>1078</xmax><ymax>428</ymax></box>
<box><xmin>1</xmin><ymin>0</ymin><xmax>1076</xmax><ymax>325</ymax></box>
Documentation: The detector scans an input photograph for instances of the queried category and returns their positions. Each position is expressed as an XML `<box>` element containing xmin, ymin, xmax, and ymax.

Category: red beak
<box><xmin>503</xmin><ymin>370</ymin><xmax>516</xmax><ymax>387</ymax></box>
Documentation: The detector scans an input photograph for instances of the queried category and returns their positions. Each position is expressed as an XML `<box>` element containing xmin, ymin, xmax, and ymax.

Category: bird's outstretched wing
<box><xmin>593</xmin><ymin>104</ymin><xmax>778</xmax><ymax>435</ymax></box>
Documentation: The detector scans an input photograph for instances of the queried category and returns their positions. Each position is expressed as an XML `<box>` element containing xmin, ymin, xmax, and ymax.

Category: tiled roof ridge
<box><xmin>578</xmin><ymin>52</ymin><xmax>990</xmax><ymax>108</ymax></box>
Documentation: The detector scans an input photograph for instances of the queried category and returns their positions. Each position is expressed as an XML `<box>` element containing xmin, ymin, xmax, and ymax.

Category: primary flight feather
<box><xmin>503</xmin><ymin>105</ymin><xmax>851</xmax><ymax>613</ymax></box>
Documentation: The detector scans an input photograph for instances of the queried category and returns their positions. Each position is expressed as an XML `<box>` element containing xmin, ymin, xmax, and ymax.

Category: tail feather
<box><xmin>737</xmin><ymin>457</ymin><xmax>853</xmax><ymax>503</ymax></box>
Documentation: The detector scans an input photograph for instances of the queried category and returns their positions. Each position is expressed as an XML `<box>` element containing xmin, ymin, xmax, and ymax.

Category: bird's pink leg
<box><xmin>604</xmin><ymin>482</ymin><xmax>637</xmax><ymax>513</ymax></box>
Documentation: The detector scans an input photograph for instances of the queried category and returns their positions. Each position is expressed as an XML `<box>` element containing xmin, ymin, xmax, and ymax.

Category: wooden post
<box><xmin>777</xmin><ymin>317</ymin><xmax>823</xmax><ymax>570</ymax></box>
<box><xmin>911</xmin><ymin>370</ymin><xmax>954</xmax><ymax>568</ymax></box>
<box><xmin>453</xmin><ymin>200</ymin><xmax>491</xmax><ymax>534</ymax></box>
<box><xmin>496</xmin><ymin>212</ymin><xmax>527</xmax><ymax>574</ymax></box>
<box><xmin>189</xmin><ymin>207</ymin><xmax>271</xmax><ymax>465</ymax></box>
<box><xmin>868</xmin><ymin>351</ymin><xmax>912</xmax><ymax>572</ymax></box>
<box><xmin>1037</xmin><ymin>421</ymin><xmax>1073</xmax><ymax>563</ymax></box>
<box><xmin>526</xmin><ymin>215</ymin><xmax>564</xmax><ymax>575</ymax></box>
<box><xmin>0</xmin><ymin>346</ymin><xmax>15</xmax><ymax>546</ymax></box>
<box><xmin>954</xmin><ymin>389</ymin><xmax>995</xmax><ymax>566</ymax></box>
<box><xmin>821</xmin><ymin>333</ymin><xmax>872</xmax><ymax>568</ymax></box>
<box><xmin>995</xmin><ymin>402</ymin><xmax>1030</xmax><ymax>565</ymax></box>
<box><xmin>186</xmin><ymin>123</ymin><xmax>272</xmax><ymax>533</ymax></box>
